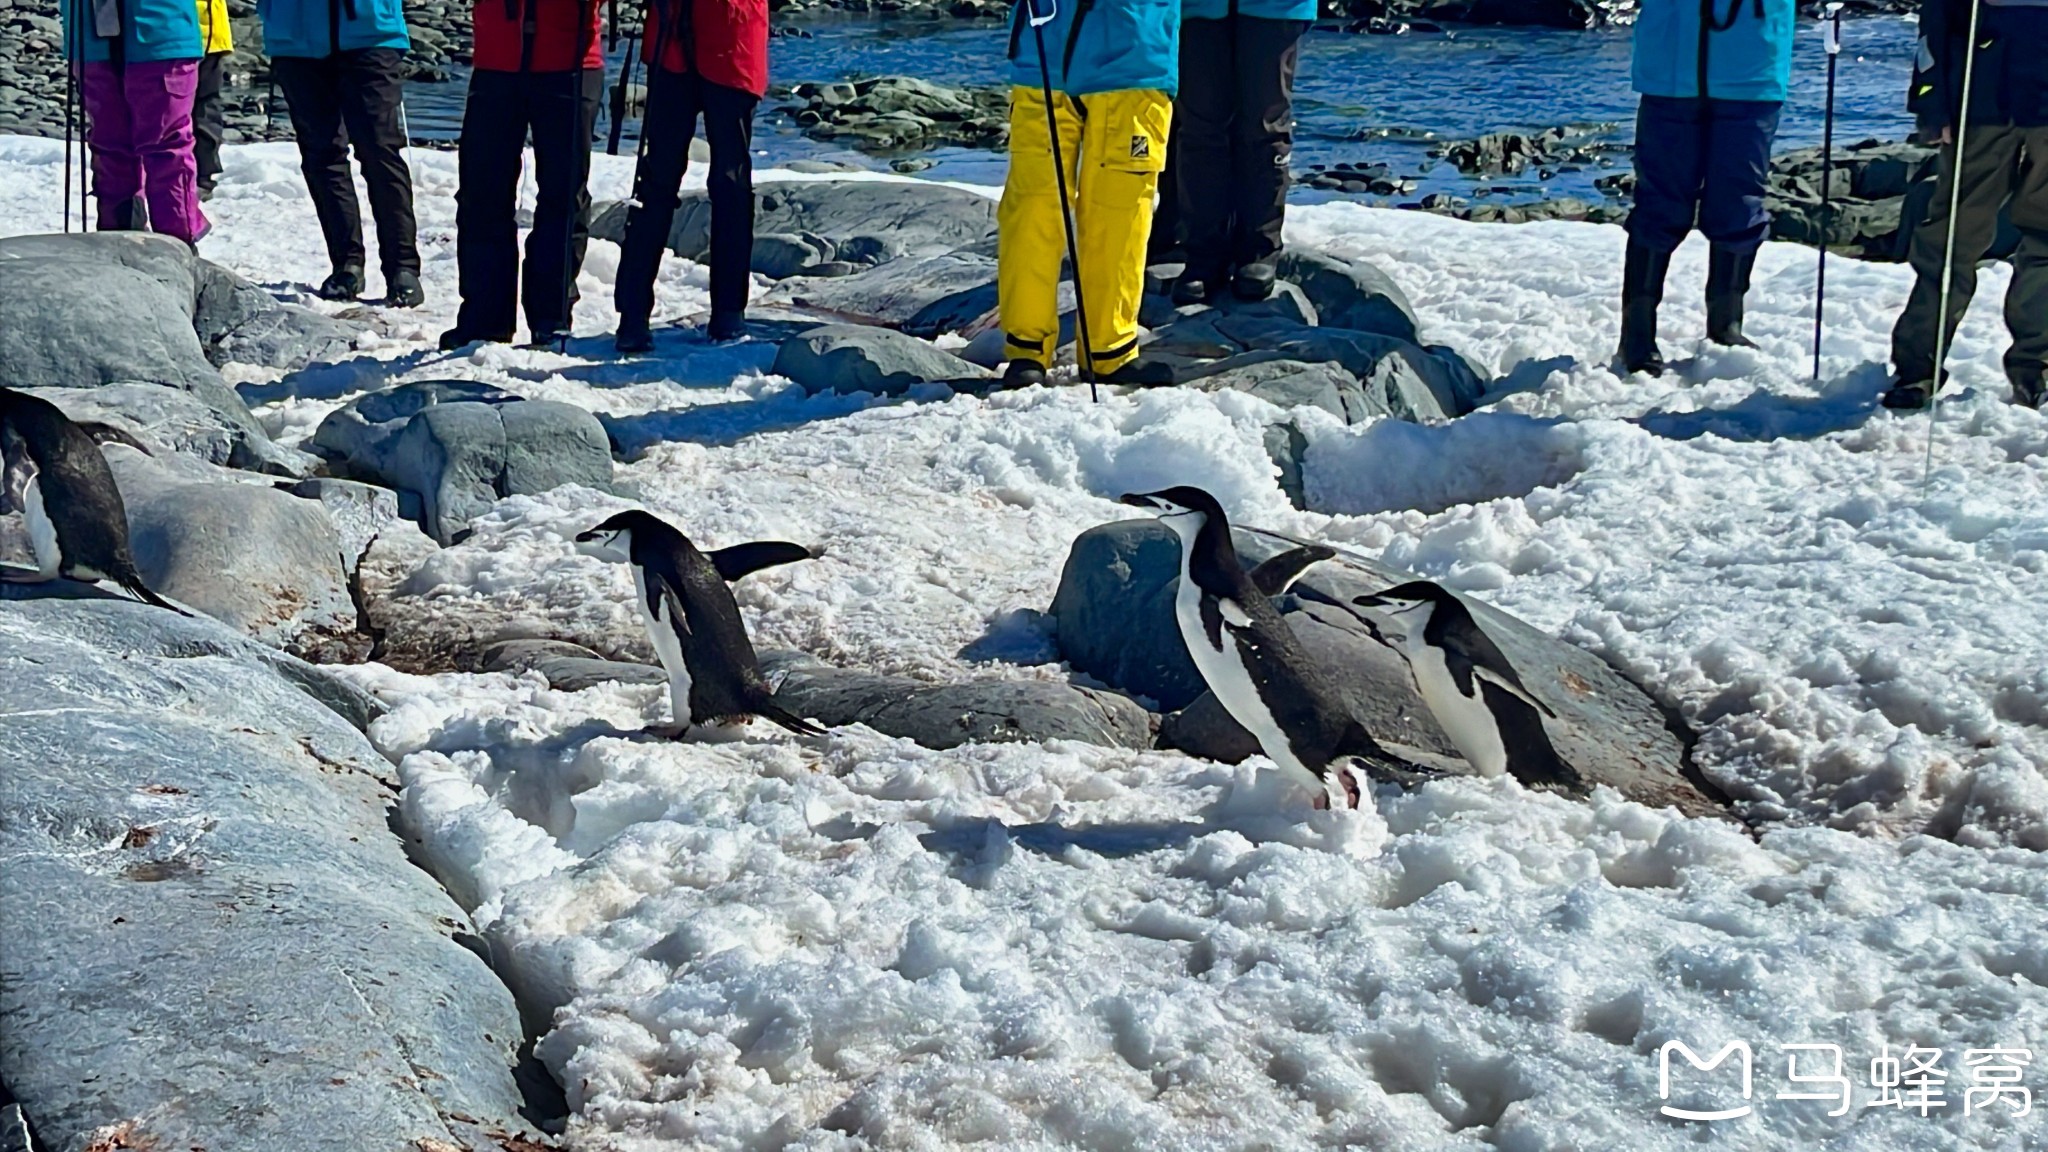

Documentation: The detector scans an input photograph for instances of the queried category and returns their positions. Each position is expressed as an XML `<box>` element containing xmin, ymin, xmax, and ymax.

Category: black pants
<box><xmin>615</xmin><ymin>69</ymin><xmax>758</xmax><ymax>324</ymax></box>
<box><xmin>1174</xmin><ymin>15</ymin><xmax>1306</xmax><ymax>277</ymax></box>
<box><xmin>194</xmin><ymin>50</ymin><xmax>227</xmax><ymax>192</ymax></box>
<box><xmin>1625</xmin><ymin>95</ymin><xmax>1782</xmax><ymax>255</ymax></box>
<box><xmin>271</xmin><ymin>48</ymin><xmax>420</xmax><ymax>278</ymax></box>
<box><xmin>455</xmin><ymin>68</ymin><xmax>603</xmax><ymax>340</ymax></box>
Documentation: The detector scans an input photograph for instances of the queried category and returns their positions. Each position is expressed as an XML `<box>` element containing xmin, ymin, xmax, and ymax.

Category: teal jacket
<box><xmin>257</xmin><ymin>0</ymin><xmax>409</xmax><ymax>59</ymax></box>
<box><xmin>1183</xmin><ymin>0</ymin><xmax>1316</xmax><ymax>23</ymax></box>
<box><xmin>1632</xmin><ymin>0</ymin><xmax>1795</xmax><ymax>102</ymax></box>
<box><xmin>1009</xmin><ymin>0</ymin><xmax>1180</xmax><ymax>98</ymax></box>
<box><xmin>60</xmin><ymin>0</ymin><xmax>203</xmax><ymax>64</ymax></box>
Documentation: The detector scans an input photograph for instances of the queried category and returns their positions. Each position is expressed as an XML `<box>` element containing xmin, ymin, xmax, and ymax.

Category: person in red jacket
<box><xmin>440</xmin><ymin>0</ymin><xmax>606</xmax><ymax>349</ymax></box>
<box><xmin>612</xmin><ymin>0</ymin><xmax>769</xmax><ymax>352</ymax></box>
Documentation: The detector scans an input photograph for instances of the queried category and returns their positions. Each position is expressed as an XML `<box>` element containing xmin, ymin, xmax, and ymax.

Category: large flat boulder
<box><xmin>0</xmin><ymin>597</ymin><xmax>540</xmax><ymax>1152</ymax></box>
<box><xmin>771</xmin><ymin>324</ymin><xmax>991</xmax><ymax>396</ymax></box>
<box><xmin>104</xmin><ymin>447</ymin><xmax>363</xmax><ymax>661</ymax></box>
<box><xmin>591</xmin><ymin>179</ymin><xmax>999</xmax><ymax>265</ymax></box>
<box><xmin>1050</xmin><ymin>519</ymin><xmax>1725</xmax><ymax>816</ymax></box>
<box><xmin>0</xmin><ymin>233</ymin><xmax>315</xmax><ymax>474</ymax></box>
<box><xmin>312</xmin><ymin>381</ymin><xmax>615</xmax><ymax>544</ymax></box>
<box><xmin>761</xmin><ymin>251</ymin><xmax>999</xmax><ymax>328</ymax></box>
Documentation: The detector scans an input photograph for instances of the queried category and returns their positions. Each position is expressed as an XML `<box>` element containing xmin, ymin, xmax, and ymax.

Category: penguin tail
<box><xmin>123</xmin><ymin>579</ymin><xmax>192</xmax><ymax>617</ymax></box>
<box><xmin>756</xmin><ymin>699</ymin><xmax>827</xmax><ymax>738</ymax></box>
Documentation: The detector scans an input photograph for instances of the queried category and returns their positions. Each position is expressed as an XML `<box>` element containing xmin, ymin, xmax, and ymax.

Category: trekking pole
<box><xmin>1026</xmin><ymin>0</ymin><xmax>1099</xmax><ymax>403</ymax></box>
<box><xmin>1922</xmin><ymin>0</ymin><xmax>1985</xmax><ymax>493</ymax></box>
<box><xmin>1811</xmin><ymin>1</ymin><xmax>1842</xmax><ymax>383</ymax></box>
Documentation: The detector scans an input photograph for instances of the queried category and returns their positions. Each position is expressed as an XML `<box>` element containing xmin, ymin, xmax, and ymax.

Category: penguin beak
<box><xmin>1118</xmin><ymin>493</ymin><xmax>1161</xmax><ymax>511</ymax></box>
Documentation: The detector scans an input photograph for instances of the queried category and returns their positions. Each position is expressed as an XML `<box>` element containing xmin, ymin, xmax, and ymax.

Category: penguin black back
<box><xmin>578</xmin><ymin>509</ymin><xmax>822</xmax><ymax>736</ymax></box>
<box><xmin>0</xmin><ymin>386</ymin><xmax>182</xmax><ymax>612</ymax></box>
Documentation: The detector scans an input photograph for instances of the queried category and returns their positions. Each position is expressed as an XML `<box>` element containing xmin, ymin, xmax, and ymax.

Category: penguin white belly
<box><xmin>631</xmin><ymin>566</ymin><xmax>694</xmax><ymax>728</ymax></box>
<box><xmin>1174</xmin><ymin>575</ymin><xmax>1324</xmax><ymax>795</ymax></box>
<box><xmin>22</xmin><ymin>476</ymin><xmax>60</xmax><ymax>580</ymax></box>
<box><xmin>1401</xmin><ymin>640</ymin><xmax>1508</xmax><ymax>777</ymax></box>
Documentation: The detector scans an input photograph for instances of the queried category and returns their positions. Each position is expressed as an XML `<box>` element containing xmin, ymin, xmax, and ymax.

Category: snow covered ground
<box><xmin>3</xmin><ymin>136</ymin><xmax>2044</xmax><ymax>1149</ymax></box>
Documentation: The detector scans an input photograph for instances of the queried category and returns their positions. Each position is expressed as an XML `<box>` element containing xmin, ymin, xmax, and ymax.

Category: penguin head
<box><xmin>1352</xmin><ymin>582</ymin><xmax>1452</xmax><ymax>640</ymax></box>
<box><xmin>576</xmin><ymin>509</ymin><xmax>676</xmax><ymax>563</ymax></box>
<box><xmin>1119</xmin><ymin>485</ymin><xmax>1224</xmax><ymax>526</ymax></box>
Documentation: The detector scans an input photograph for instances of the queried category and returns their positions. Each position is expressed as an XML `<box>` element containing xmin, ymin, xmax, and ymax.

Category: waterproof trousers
<box><xmin>1891</xmin><ymin>125</ymin><xmax>2048</xmax><ymax>388</ymax></box>
<box><xmin>453</xmin><ymin>68</ymin><xmax>604</xmax><ymax>342</ymax></box>
<box><xmin>81</xmin><ymin>59</ymin><xmax>209</xmax><ymax>243</ymax></box>
<box><xmin>1174</xmin><ymin>15</ymin><xmax>1306</xmax><ymax>277</ymax></box>
<box><xmin>1625</xmin><ymin>95</ymin><xmax>1782</xmax><ymax>255</ymax></box>
<box><xmin>614</xmin><ymin>69</ymin><xmax>759</xmax><ymax>326</ymax></box>
<box><xmin>999</xmin><ymin>86</ymin><xmax>1172</xmax><ymax>376</ymax></box>
<box><xmin>272</xmin><ymin>48</ymin><xmax>421</xmax><ymax>279</ymax></box>
<box><xmin>194</xmin><ymin>50</ymin><xmax>227</xmax><ymax>194</ymax></box>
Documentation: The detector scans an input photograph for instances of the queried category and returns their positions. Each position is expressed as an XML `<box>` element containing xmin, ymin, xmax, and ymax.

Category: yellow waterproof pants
<box><xmin>998</xmin><ymin>86</ymin><xmax>1172</xmax><ymax>376</ymax></box>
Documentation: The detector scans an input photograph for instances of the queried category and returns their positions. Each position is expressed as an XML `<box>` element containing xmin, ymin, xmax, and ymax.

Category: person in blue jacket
<box><xmin>1170</xmin><ymin>0</ymin><xmax>1315</xmax><ymax>304</ymax></box>
<box><xmin>257</xmin><ymin>0</ymin><xmax>423</xmax><ymax>306</ymax></box>
<box><xmin>1619</xmin><ymin>0</ymin><xmax>1795</xmax><ymax>376</ymax></box>
<box><xmin>998</xmin><ymin>0</ymin><xmax>1179</xmax><ymax>387</ymax></box>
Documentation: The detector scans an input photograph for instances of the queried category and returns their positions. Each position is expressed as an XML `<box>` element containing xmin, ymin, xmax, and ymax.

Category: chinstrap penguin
<box><xmin>1351</xmin><ymin>581</ymin><xmax>1581</xmax><ymax>792</ymax></box>
<box><xmin>0</xmin><ymin>386</ymin><xmax>184</xmax><ymax>613</ymax></box>
<box><xmin>576</xmin><ymin>509</ymin><xmax>824</xmax><ymax>738</ymax></box>
<box><xmin>1119</xmin><ymin>486</ymin><xmax>1399</xmax><ymax>808</ymax></box>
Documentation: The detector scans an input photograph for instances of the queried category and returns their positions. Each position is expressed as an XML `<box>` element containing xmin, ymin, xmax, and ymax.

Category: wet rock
<box><xmin>1051</xmin><ymin>519</ymin><xmax>1724</xmax><ymax>815</ymax></box>
<box><xmin>772</xmin><ymin>324</ymin><xmax>991</xmax><ymax>396</ymax></box>
<box><xmin>760</xmin><ymin>650</ymin><xmax>1153</xmax><ymax>750</ymax></box>
<box><xmin>781</xmin><ymin>76</ymin><xmax>1011</xmax><ymax>153</ymax></box>
<box><xmin>0</xmin><ymin>596</ymin><xmax>539</xmax><ymax>1152</ymax></box>
<box><xmin>590</xmin><ymin>179</ymin><xmax>999</xmax><ymax>265</ymax></box>
<box><xmin>1432</xmin><ymin>123</ymin><xmax>1622</xmax><ymax>175</ymax></box>
<box><xmin>752</xmin><ymin>231</ymin><xmax>833</xmax><ymax>279</ymax></box>
<box><xmin>312</xmin><ymin>380</ymin><xmax>615</xmax><ymax>545</ymax></box>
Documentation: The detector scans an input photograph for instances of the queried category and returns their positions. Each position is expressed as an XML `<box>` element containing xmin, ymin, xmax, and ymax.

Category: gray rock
<box><xmin>765</xmin><ymin>251</ymin><xmax>998</xmax><ymax>328</ymax></box>
<box><xmin>1138</xmin><ymin>313</ymin><xmax>1486</xmax><ymax>418</ymax></box>
<box><xmin>481</xmin><ymin>638</ymin><xmax>669</xmax><ymax>691</ymax></box>
<box><xmin>763</xmin><ymin>650</ymin><xmax>1153</xmax><ymax>750</ymax></box>
<box><xmin>0</xmin><ymin>597</ymin><xmax>538</xmax><ymax>1152</ymax></box>
<box><xmin>590</xmin><ymin>179</ymin><xmax>999</xmax><ymax>265</ymax></box>
<box><xmin>1186</xmin><ymin>355</ymin><xmax>1383</xmax><ymax>423</ymax></box>
<box><xmin>313</xmin><ymin>381</ymin><xmax>615</xmax><ymax>544</ymax></box>
<box><xmin>1051</xmin><ymin>519</ymin><xmax>1724</xmax><ymax>815</ymax></box>
<box><xmin>33</xmin><ymin>382</ymin><xmax>318</xmax><ymax>471</ymax></box>
<box><xmin>771</xmin><ymin>324</ymin><xmax>991</xmax><ymax>396</ymax></box>
<box><xmin>1274</xmin><ymin>249</ymin><xmax>1420</xmax><ymax>342</ymax></box>
<box><xmin>751</xmin><ymin>231</ymin><xmax>828</xmax><ymax>279</ymax></box>
<box><xmin>0</xmin><ymin>232</ymin><xmax>305</xmax><ymax>474</ymax></box>
<box><xmin>107</xmin><ymin>447</ymin><xmax>363</xmax><ymax>662</ymax></box>
<box><xmin>285</xmin><ymin>477</ymin><xmax>406</xmax><ymax>575</ymax></box>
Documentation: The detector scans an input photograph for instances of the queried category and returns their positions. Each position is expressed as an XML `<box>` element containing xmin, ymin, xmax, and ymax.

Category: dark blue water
<box><xmin>403</xmin><ymin>14</ymin><xmax>1918</xmax><ymax>200</ymax></box>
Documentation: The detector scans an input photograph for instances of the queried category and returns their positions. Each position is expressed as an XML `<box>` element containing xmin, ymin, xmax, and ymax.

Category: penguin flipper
<box><xmin>1247</xmin><ymin>545</ymin><xmax>1335</xmax><ymax>596</ymax></box>
<box><xmin>711</xmin><ymin>541</ymin><xmax>816</xmax><ymax>583</ymax></box>
<box><xmin>1334</xmin><ymin>723</ymin><xmax>1441</xmax><ymax>789</ymax></box>
<box><xmin>74</xmin><ymin>422</ymin><xmax>154</xmax><ymax>455</ymax></box>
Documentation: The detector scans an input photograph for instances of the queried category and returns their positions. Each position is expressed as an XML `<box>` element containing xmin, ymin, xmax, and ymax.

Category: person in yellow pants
<box><xmin>998</xmin><ymin>0</ymin><xmax>1179</xmax><ymax>387</ymax></box>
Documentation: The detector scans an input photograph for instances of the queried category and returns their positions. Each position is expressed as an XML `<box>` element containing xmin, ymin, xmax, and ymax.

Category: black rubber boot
<box><xmin>318</xmin><ymin>265</ymin><xmax>364</xmax><ymax>302</ymax></box>
<box><xmin>1706</xmin><ymin>245</ymin><xmax>1759</xmax><ymax>348</ymax></box>
<box><xmin>706</xmin><ymin>310</ymin><xmax>749</xmax><ymax>343</ymax></box>
<box><xmin>385</xmin><ymin>269</ymin><xmax>424</xmax><ymax>309</ymax></box>
<box><xmin>1618</xmin><ymin>241</ymin><xmax>1670</xmax><ymax>377</ymax></box>
<box><xmin>2010</xmin><ymin>370</ymin><xmax>2043</xmax><ymax>411</ymax></box>
<box><xmin>1002</xmin><ymin>359</ymin><xmax>1047</xmax><ymax>389</ymax></box>
<box><xmin>106</xmin><ymin>194</ymin><xmax>149</xmax><ymax>231</ymax></box>
<box><xmin>1173</xmin><ymin>271</ymin><xmax>1219</xmax><ymax>306</ymax></box>
<box><xmin>614</xmin><ymin>317</ymin><xmax>653</xmax><ymax>355</ymax></box>
<box><xmin>1232</xmin><ymin>262</ymin><xmax>1277</xmax><ymax>301</ymax></box>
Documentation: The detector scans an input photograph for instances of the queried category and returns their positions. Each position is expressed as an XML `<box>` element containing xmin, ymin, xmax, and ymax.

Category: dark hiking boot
<box><xmin>197</xmin><ymin>183</ymin><xmax>216</xmax><ymax>203</ymax></box>
<box><xmin>438</xmin><ymin>327</ymin><xmax>513</xmax><ymax>352</ymax></box>
<box><xmin>105</xmin><ymin>195</ymin><xmax>149</xmax><ymax>231</ymax></box>
<box><xmin>1173</xmin><ymin>271</ymin><xmax>1218</xmax><ymax>306</ymax></box>
<box><xmin>1881</xmin><ymin>378</ymin><xmax>1935</xmax><ymax>411</ymax></box>
<box><xmin>525</xmin><ymin>329</ymin><xmax>572</xmax><ymax>350</ymax></box>
<box><xmin>2010</xmin><ymin>370</ymin><xmax>2044</xmax><ymax>411</ymax></box>
<box><xmin>707</xmin><ymin>311</ymin><xmax>749</xmax><ymax>343</ymax></box>
<box><xmin>615</xmin><ymin>318</ymin><xmax>654</xmax><ymax>355</ymax></box>
<box><xmin>1002</xmin><ymin>359</ymin><xmax>1048</xmax><ymax>389</ymax></box>
<box><xmin>1232</xmin><ymin>262</ymin><xmax>1277</xmax><ymax>301</ymax></box>
<box><xmin>1618</xmin><ymin>241</ymin><xmax>1670</xmax><ymax>377</ymax></box>
<box><xmin>385</xmin><ymin>269</ymin><xmax>424</xmax><ymax>309</ymax></box>
<box><xmin>318</xmin><ymin>266</ymin><xmax>364</xmax><ymax>302</ymax></box>
<box><xmin>1706</xmin><ymin>245</ymin><xmax>1759</xmax><ymax>348</ymax></box>
<box><xmin>1101</xmin><ymin>359</ymin><xmax>1176</xmax><ymax>387</ymax></box>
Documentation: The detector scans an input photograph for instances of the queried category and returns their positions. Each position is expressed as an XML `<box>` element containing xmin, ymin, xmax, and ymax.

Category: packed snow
<box><xmin>3</xmin><ymin>135</ymin><xmax>2044</xmax><ymax>1149</ymax></box>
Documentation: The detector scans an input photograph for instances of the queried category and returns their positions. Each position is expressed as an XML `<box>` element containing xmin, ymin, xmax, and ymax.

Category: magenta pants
<box><xmin>80</xmin><ymin>59</ymin><xmax>210</xmax><ymax>244</ymax></box>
